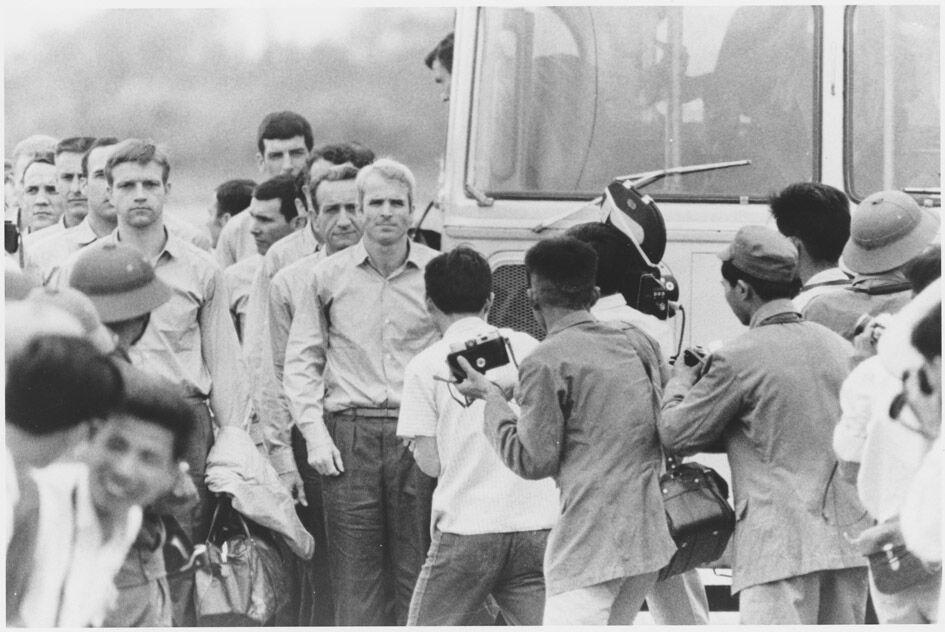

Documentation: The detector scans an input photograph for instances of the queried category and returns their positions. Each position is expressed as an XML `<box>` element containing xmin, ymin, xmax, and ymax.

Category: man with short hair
<box><xmin>207</xmin><ymin>178</ymin><xmax>254</xmax><ymax>249</ymax></box>
<box><xmin>658</xmin><ymin>225</ymin><xmax>868</xmax><ymax>624</ymax></box>
<box><xmin>19</xmin><ymin>156</ymin><xmax>64</xmax><ymax>236</ymax></box>
<box><xmin>399</xmin><ymin>247</ymin><xmax>558</xmax><ymax>625</ymax></box>
<box><xmin>55</xmin><ymin>136</ymin><xmax>97</xmax><ymax>230</ymax></box>
<box><xmin>455</xmin><ymin>236</ymin><xmax>677</xmax><ymax>625</ymax></box>
<box><xmin>567</xmin><ymin>221</ymin><xmax>710</xmax><ymax>625</ymax></box>
<box><xmin>425</xmin><ymin>32</ymin><xmax>454</xmax><ymax>102</ymax></box>
<box><xmin>215</xmin><ymin>111</ymin><xmax>314</xmax><ymax>269</ymax></box>
<box><xmin>9</xmin><ymin>134</ymin><xmax>57</xmax><ymax>224</ymax></box>
<box><xmin>284</xmin><ymin>158</ymin><xmax>439</xmax><ymax>625</ymax></box>
<box><xmin>225</xmin><ymin>175</ymin><xmax>305</xmax><ymax>341</ymax></box>
<box><xmin>804</xmin><ymin>190</ymin><xmax>940</xmax><ymax>341</ymax></box>
<box><xmin>769</xmin><ymin>182</ymin><xmax>852</xmax><ymax>311</ymax></box>
<box><xmin>308</xmin><ymin>141</ymin><xmax>376</xmax><ymax>182</ymax></box>
<box><xmin>22</xmin><ymin>138</ymin><xmax>119</xmax><ymax>283</ymax></box>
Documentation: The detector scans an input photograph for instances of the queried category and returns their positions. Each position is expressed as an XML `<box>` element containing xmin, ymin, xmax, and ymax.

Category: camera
<box><xmin>5</xmin><ymin>220</ymin><xmax>19</xmax><ymax>254</ymax></box>
<box><xmin>446</xmin><ymin>331</ymin><xmax>511</xmax><ymax>380</ymax></box>
<box><xmin>852</xmin><ymin>312</ymin><xmax>892</xmax><ymax>343</ymax></box>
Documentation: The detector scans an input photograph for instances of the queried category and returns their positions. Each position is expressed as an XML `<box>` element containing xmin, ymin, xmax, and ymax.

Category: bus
<box><xmin>433</xmin><ymin>4</ymin><xmax>940</xmax><ymax>612</ymax></box>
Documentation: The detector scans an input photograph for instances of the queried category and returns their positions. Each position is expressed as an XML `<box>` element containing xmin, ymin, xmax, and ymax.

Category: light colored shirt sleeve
<box><xmin>832</xmin><ymin>358</ymin><xmax>877</xmax><ymax>463</ymax></box>
<box><xmin>283</xmin><ymin>273</ymin><xmax>330</xmax><ymax>449</ymax></box>
<box><xmin>659</xmin><ymin>352</ymin><xmax>742</xmax><ymax>455</ymax></box>
<box><xmin>199</xmin><ymin>266</ymin><xmax>251</xmax><ymax>428</ymax></box>
<box><xmin>396</xmin><ymin>354</ymin><xmax>439</xmax><ymax>439</ymax></box>
<box><xmin>244</xmin><ymin>259</ymin><xmax>297</xmax><ymax>474</ymax></box>
<box><xmin>483</xmin><ymin>357</ymin><xmax>563</xmax><ymax>480</ymax></box>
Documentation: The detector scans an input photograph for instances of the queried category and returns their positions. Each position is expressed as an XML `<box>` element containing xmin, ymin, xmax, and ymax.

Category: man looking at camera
<box><xmin>455</xmin><ymin>236</ymin><xmax>676</xmax><ymax>625</ymax></box>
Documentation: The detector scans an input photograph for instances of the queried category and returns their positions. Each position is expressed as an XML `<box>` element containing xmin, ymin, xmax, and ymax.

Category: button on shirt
<box><xmin>482</xmin><ymin>310</ymin><xmax>676</xmax><ymax>595</ymax></box>
<box><xmin>55</xmin><ymin>229</ymin><xmax>250</xmax><ymax>428</ymax></box>
<box><xmin>284</xmin><ymin>240</ymin><xmax>439</xmax><ymax>446</ymax></box>
<box><xmin>397</xmin><ymin>317</ymin><xmax>559</xmax><ymax>535</ymax></box>
<box><xmin>243</xmin><ymin>226</ymin><xmax>322</xmax><ymax>474</ymax></box>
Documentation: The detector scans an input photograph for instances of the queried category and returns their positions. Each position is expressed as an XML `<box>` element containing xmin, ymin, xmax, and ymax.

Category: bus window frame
<box><xmin>464</xmin><ymin>5</ymin><xmax>824</xmax><ymax>206</ymax></box>
<box><xmin>842</xmin><ymin>5</ymin><xmax>941</xmax><ymax>205</ymax></box>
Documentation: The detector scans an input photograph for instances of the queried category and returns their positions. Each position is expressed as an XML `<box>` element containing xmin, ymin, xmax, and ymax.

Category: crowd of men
<box><xmin>3</xmin><ymin>30</ymin><xmax>942</xmax><ymax>627</ymax></box>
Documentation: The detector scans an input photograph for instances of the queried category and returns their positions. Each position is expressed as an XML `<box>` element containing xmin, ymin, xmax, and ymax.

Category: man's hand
<box><xmin>278</xmin><ymin>470</ymin><xmax>309</xmax><ymax>506</ymax></box>
<box><xmin>669</xmin><ymin>357</ymin><xmax>703</xmax><ymax>388</ymax></box>
<box><xmin>453</xmin><ymin>356</ymin><xmax>503</xmax><ymax>401</ymax></box>
<box><xmin>308</xmin><ymin>438</ymin><xmax>345</xmax><ymax>476</ymax></box>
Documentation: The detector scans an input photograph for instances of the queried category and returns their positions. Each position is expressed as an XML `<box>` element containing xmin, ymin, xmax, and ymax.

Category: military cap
<box><xmin>718</xmin><ymin>225</ymin><xmax>798</xmax><ymax>283</ymax></box>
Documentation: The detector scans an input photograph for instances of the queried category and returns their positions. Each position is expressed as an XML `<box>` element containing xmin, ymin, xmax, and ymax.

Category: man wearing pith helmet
<box><xmin>659</xmin><ymin>225</ymin><xmax>869</xmax><ymax>624</ymax></box>
<box><xmin>804</xmin><ymin>190</ymin><xmax>940</xmax><ymax>341</ymax></box>
<box><xmin>68</xmin><ymin>240</ymin><xmax>171</xmax><ymax>355</ymax></box>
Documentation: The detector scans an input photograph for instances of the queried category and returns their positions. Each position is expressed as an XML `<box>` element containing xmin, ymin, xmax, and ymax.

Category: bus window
<box><xmin>847</xmin><ymin>6</ymin><xmax>941</xmax><ymax>202</ymax></box>
<box><xmin>469</xmin><ymin>6</ymin><xmax>818</xmax><ymax>201</ymax></box>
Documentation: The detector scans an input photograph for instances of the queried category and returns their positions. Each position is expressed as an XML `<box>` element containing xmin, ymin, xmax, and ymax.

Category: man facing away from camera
<box><xmin>658</xmin><ymin>225</ymin><xmax>868</xmax><ymax>624</ymax></box>
<box><xmin>397</xmin><ymin>247</ymin><xmax>558</xmax><ymax>625</ymax></box>
<box><xmin>456</xmin><ymin>236</ymin><xmax>676</xmax><ymax>625</ymax></box>
<box><xmin>567</xmin><ymin>221</ymin><xmax>711</xmax><ymax>625</ymax></box>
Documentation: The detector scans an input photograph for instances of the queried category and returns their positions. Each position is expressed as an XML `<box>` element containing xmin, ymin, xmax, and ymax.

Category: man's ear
<box><xmin>736</xmin><ymin>279</ymin><xmax>752</xmax><ymax>300</ymax></box>
<box><xmin>255</xmin><ymin>152</ymin><xmax>264</xmax><ymax>173</ymax></box>
<box><xmin>295</xmin><ymin>196</ymin><xmax>308</xmax><ymax>219</ymax></box>
<box><xmin>164</xmin><ymin>181</ymin><xmax>172</xmax><ymax>196</ymax></box>
<box><xmin>219</xmin><ymin>212</ymin><xmax>232</xmax><ymax>228</ymax></box>
<box><xmin>590</xmin><ymin>286</ymin><xmax>601</xmax><ymax>307</ymax></box>
<box><xmin>290</xmin><ymin>215</ymin><xmax>306</xmax><ymax>230</ymax></box>
<box><xmin>482</xmin><ymin>292</ymin><xmax>494</xmax><ymax>317</ymax></box>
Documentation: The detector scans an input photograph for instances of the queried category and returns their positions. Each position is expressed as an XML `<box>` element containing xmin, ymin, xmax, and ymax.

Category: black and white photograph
<box><xmin>4</xmin><ymin>2</ymin><xmax>941</xmax><ymax>627</ymax></box>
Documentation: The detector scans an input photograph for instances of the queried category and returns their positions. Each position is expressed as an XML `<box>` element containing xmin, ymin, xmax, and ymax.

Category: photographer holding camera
<box><xmin>396</xmin><ymin>247</ymin><xmax>558</xmax><ymax>625</ymax></box>
<box><xmin>658</xmin><ymin>226</ymin><xmax>868</xmax><ymax>624</ymax></box>
<box><xmin>455</xmin><ymin>236</ymin><xmax>676</xmax><ymax>625</ymax></box>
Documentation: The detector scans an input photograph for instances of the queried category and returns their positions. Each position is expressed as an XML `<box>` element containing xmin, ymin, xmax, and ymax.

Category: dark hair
<box><xmin>424</xmin><ymin>32</ymin><xmax>454</xmax><ymax>72</ymax></box>
<box><xmin>256</xmin><ymin>111</ymin><xmax>314</xmax><ymax>154</ymax></box>
<box><xmin>566</xmin><ymin>222</ymin><xmax>648</xmax><ymax>304</ymax></box>
<box><xmin>55</xmin><ymin>136</ymin><xmax>96</xmax><ymax>159</ymax></box>
<box><xmin>769</xmin><ymin>183</ymin><xmax>850</xmax><ymax>263</ymax></box>
<box><xmin>215</xmin><ymin>179</ymin><xmax>256</xmax><ymax>218</ymax></box>
<box><xmin>425</xmin><ymin>247</ymin><xmax>492</xmax><ymax>314</ymax></box>
<box><xmin>903</xmin><ymin>245</ymin><xmax>942</xmax><ymax>295</ymax></box>
<box><xmin>911</xmin><ymin>302</ymin><xmax>941</xmax><ymax>362</ymax></box>
<box><xmin>721</xmin><ymin>260</ymin><xmax>801</xmax><ymax>301</ymax></box>
<box><xmin>6</xmin><ymin>335</ymin><xmax>124</xmax><ymax>435</ymax></box>
<box><xmin>310</xmin><ymin>142</ymin><xmax>376</xmax><ymax>170</ymax></box>
<box><xmin>524</xmin><ymin>236</ymin><xmax>598</xmax><ymax>309</ymax></box>
<box><xmin>113</xmin><ymin>365</ymin><xmax>193</xmax><ymax>460</ymax></box>
<box><xmin>105</xmin><ymin>139</ymin><xmax>170</xmax><ymax>184</ymax></box>
<box><xmin>311</xmin><ymin>164</ymin><xmax>359</xmax><ymax>210</ymax></box>
<box><xmin>253</xmin><ymin>173</ymin><xmax>302</xmax><ymax>222</ymax></box>
<box><xmin>81</xmin><ymin>137</ymin><xmax>119</xmax><ymax>176</ymax></box>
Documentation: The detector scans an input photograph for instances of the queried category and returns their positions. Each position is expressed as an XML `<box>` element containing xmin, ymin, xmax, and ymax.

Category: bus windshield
<box><xmin>468</xmin><ymin>6</ymin><xmax>818</xmax><ymax>200</ymax></box>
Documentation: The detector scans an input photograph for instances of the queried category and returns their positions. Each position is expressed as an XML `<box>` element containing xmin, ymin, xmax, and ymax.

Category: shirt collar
<box><xmin>442</xmin><ymin>316</ymin><xmax>491</xmax><ymax>343</ymax></box>
<box><xmin>546</xmin><ymin>309</ymin><xmax>595</xmax><ymax>337</ymax></box>
<box><xmin>804</xmin><ymin>267</ymin><xmax>849</xmax><ymax>287</ymax></box>
<box><xmin>749</xmin><ymin>298</ymin><xmax>799</xmax><ymax>329</ymax></box>
<box><xmin>591</xmin><ymin>293</ymin><xmax>629</xmax><ymax>316</ymax></box>
<box><xmin>353</xmin><ymin>238</ymin><xmax>425</xmax><ymax>271</ymax></box>
<box><xmin>71</xmin><ymin>217</ymin><xmax>99</xmax><ymax>246</ymax></box>
<box><xmin>107</xmin><ymin>225</ymin><xmax>180</xmax><ymax>261</ymax></box>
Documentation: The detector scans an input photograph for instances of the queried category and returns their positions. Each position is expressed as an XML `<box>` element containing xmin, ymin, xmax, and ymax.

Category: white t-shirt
<box><xmin>397</xmin><ymin>316</ymin><xmax>559</xmax><ymax>535</ymax></box>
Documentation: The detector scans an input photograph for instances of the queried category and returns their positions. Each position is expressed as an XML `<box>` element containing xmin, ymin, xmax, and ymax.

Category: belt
<box><xmin>336</xmin><ymin>407</ymin><xmax>400</xmax><ymax>418</ymax></box>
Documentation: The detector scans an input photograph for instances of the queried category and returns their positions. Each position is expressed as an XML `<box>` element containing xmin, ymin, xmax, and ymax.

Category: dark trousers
<box><xmin>168</xmin><ymin>397</ymin><xmax>215</xmax><ymax>627</ymax></box>
<box><xmin>408</xmin><ymin>529</ymin><xmax>549</xmax><ymax>626</ymax></box>
<box><xmin>321</xmin><ymin>412</ymin><xmax>436</xmax><ymax>626</ymax></box>
<box><xmin>290</xmin><ymin>426</ymin><xmax>335</xmax><ymax>626</ymax></box>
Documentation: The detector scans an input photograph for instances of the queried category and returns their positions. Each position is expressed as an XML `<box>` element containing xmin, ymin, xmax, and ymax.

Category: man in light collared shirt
<box><xmin>398</xmin><ymin>247</ymin><xmax>558</xmax><ymax>625</ymax></box>
<box><xmin>283</xmin><ymin>158</ymin><xmax>439</xmax><ymax>625</ymax></box>
<box><xmin>769</xmin><ymin>182</ymin><xmax>852</xmax><ymax>312</ymax></box>
<box><xmin>53</xmin><ymin>140</ymin><xmax>249</xmax><ymax>624</ymax></box>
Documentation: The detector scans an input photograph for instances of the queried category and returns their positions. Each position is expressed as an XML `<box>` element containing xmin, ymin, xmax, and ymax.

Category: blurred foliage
<box><xmin>5</xmin><ymin>8</ymin><xmax>454</xmax><ymax>220</ymax></box>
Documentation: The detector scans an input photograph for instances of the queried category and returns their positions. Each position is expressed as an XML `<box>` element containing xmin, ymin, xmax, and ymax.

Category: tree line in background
<box><xmin>5</xmin><ymin>8</ymin><xmax>453</xmax><ymax>219</ymax></box>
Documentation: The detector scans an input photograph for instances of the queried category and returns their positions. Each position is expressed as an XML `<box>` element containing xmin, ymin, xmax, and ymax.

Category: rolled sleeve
<box><xmin>200</xmin><ymin>267</ymin><xmax>251</xmax><ymax>428</ymax></box>
<box><xmin>484</xmin><ymin>358</ymin><xmax>562</xmax><ymax>480</ymax></box>
<box><xmin>659</xmin><ymin>353</ymin><xmax>741</xmax><ymax>455</ymax></box>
